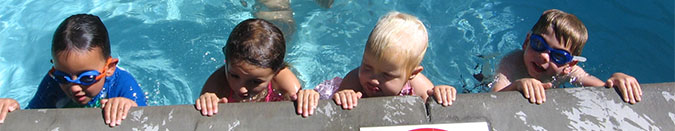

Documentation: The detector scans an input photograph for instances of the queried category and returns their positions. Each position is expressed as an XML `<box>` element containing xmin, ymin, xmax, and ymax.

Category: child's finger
<box><xmin>297</xmin><ymin>91</ymin><xmax>305</xmax><ymax>114</ymax></box>
<box><xmin>333</xmin><ymin>93</ymin><xmax>342</xmax><ymax>105</ymax></box>
<box><xmin>303</xmin><ymin>91</ymin><xmax>310</xmax><ymax>117</ymax></box>
<box><xmin>340</xmin><ymin>93</ymin><xmax>348</xmax><ymax>109</ymax></box>
<box><xmin>451</xmin><ymin>87</ymin><xmax>456</xmax><ymax>101</ymax></box>
<box><xmin>104</xmin><ymin>100</ymin><xmax>112</xmax><ymax>125</ymax></box>
<box><xmin>525</xmin><ymin>83</ymin><xmax>534</xmax><ymax>103</ymax></box>
<box><xmin>205</xmin><ymin>97</ymin><xmax>212</xmax><ymax>116</ymax></box>
<box><xmin>606</xmin><ymin>80</ymin><xmax>614</xmax><ymax>88</ymax></box>
<box><xmin>200</xmin><ymin>98</ymin><xmax>208</xmax><ymax>115</ymax></box>
<box><xmin>116</xmin><ymin>103</ymin><xmax>125</xmax><ymax>125</ymax></box>
<box><xmin>529</xmin><ymin>83</ymin><xmax>537</xmax><ymax>103</ymax></box>
<box><xmin>220</xmin><ymin>98</ymin><xmax>228</xmax><ymax>103</ymax></box>
<box><xmin>625</xmin><ymin>82</ymin><xmax>635</xmax><ymax>104</ymax></box>
<box><xmin>534</xmin><ymin>84</ymin><xmax>542</xmax><ymax>104</ymax></box>
<box><xmin>310</xmin><ymin>93</ymin><xmax>318</xmax><ymax>115</ymax></box>
<box><xmin>356</xmin><ymin>92</ymin><xmax>362</xmax><ymax>99</ymax></box>
<box><xmin>540</xmin><ymin>85</ymin><xmax>547</xmax><ymax>104</ymax></box>
<box><xmin>8</xmin><ymin>102</ymin><xmax>18</xmax><ymax>112</ymax></box>
<box><xmin>208</xmin><ymin>97</ymin><xmax>217</xmax><ymax>116</ymax></box>
<box><xmin>432</xmin><ymin>88</ymin><xmax>443</xmax><ymax>104</ymax></box>
<box><xmin>351</xmin><ymin>92</ymin><xmax>359</xmax><ymax>107</ymax></box>
<box><xmin>521</xmin><ymin>83</ymin><xmax>530</xmax><ymax>99</ymax></box>
<box><xmin>101</xmin><ymin>99</ymin><xmax>108</xmax><ymax>108</ymax></box>
<box><xmin>619</xmin><ymin>81</ymin><xmax>629</xmax><ymax>103</ymax></box>
<box><xmin>195</xmin><ymin>99</ymin><xmax>202</xmax><ymax>110</ymax></box>
<box><xmin>633</xmin><ymin>82</ymin><xmax>642</xmax><ymax>102</ymax></box>
<box><xmin>123</xmin><ymin>104</ymin><xmax>131</xmax><ymax>120</ymax></box>
<box><xmin>441</xmin><ymin>88</ymin><xmax>448</xmax><ymax>106</ymax></box>
<box><xmin>445</xmin><ymin>88</ymin><xmax>453</xmax><ymax>106</ymax></box>
<box><xmin>210</xmin><ymin>96</ymin><xmax>219</xmax><ymax>114</ymax></box>
<box><xmin>0</xmin><ymin>104</ymin><xmax>7</xmax><ymax>123</ymax></box>
<box><xmin>542</xmin><ymin>82</ymin><xmax>553</xmax><ymax>89</ymax></box>
<box><xmin>345</xmin><ymin>92</ymin><xmax>353</xmax><ymax>109</ymax></box>
<box><xmin>108</xmin><ymin>100</ymin><xmax>118</xmax><ymax>127</ymax></box>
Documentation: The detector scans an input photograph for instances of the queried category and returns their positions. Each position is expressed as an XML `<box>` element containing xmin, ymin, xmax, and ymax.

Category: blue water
<box><xmin>0</xmin><ymin>0</ymin><xmax>673</xmax><ymax>108</ymax></box>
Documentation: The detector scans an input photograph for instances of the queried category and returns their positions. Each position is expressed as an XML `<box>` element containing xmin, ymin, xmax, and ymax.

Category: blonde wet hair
<box><xmin>531</xmin><ymin>9</ymin><xmax>588</xmax><ymax>56</ymax></box>
<box><xmin>365</xmin><ymin>11</ymin><xmax>428</xmax><ymax>77</ymax></box>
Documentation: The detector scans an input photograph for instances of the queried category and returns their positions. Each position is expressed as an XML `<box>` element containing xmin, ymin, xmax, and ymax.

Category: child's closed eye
<box><xmin>229</xmin><ymin>72</ymin><xmax>240</xmax><ymax>79</ymax></box>
<box><xmin>246</xmin><ymin>79</ymin><xmax>264</xmax><ymax>87</ymax></box>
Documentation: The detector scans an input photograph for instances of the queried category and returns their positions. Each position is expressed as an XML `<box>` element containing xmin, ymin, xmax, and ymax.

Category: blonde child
<box><xmin>195</xmin><ymin>19</ymin><xmax>319</xmax><ymax>117</ymax></box>
<box><xmin>491</xmin><ymin>9</ymin><xmax>642</xmax><ymax>104</ymax></box>
<box><xmin>326</xmin><ymin>11</ymin><xmax>457</xmax><ymax>109</ymax></box>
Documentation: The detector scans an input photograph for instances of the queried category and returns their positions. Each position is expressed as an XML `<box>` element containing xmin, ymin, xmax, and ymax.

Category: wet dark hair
<box><xmin>224</xmin><ymin>18</ymin><xmax>286</xmax><ymax>72</ymax></box>
<box><xmin>52</xmin><ymin>14</ymin><xmax>111</xmax><ymax>60</ymax></box>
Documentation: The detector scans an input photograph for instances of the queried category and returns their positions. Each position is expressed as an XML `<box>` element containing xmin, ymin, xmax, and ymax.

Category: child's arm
<box><xmin>410</xmin><ymin>73</ymin><xmax>433</xmax><ymax>101</ymax></box>
<box><xmin>410</xmin><ymin>74</ymin><xmax>457</xmax><ymax>107</ymax></box>
<box><xmin>272</xmin><ymin>67</ymin><xmax>319</xmax><ymax>118</ymax></box>
<box><xmin>491</xmin><ymin>52</ymin><xmax>524</xmax><ymax>92</ymax></box>
<box><xmin>567</xmin><ymin>65</ymin><xmax>604</xmax><ymax>86</ymax></box>
<box><xmin>196</xmin><ymin>66</ymin><xmax>229</xmax><ymax>117</ymax></box>
<box><xmin>490</xmin><ymin>52</ymin><xmax>550</xmax><ymax>104</ymax></box>
<box><xmin>333</xmin><ymin>68</ymin><xmax>363</xmax><ymax>110</ymax></box>
<box><xmin>101</xmin><ymin>69</ymin><xmax>147</xmax><ymax>127</ymax></box>
<box><xmin>569</xmin><ymin>66</ymin><xmax>642</xmax><ymax>104</ymax></box>
<box><xmin>0</xmin><ymin>98</ymin><xmax>19</xmax><ymax>124</ymax></box>
<box><xmin>273</xmin><ymin>67</ymin><xmax>301</xmax><ymax>96</ymax></box>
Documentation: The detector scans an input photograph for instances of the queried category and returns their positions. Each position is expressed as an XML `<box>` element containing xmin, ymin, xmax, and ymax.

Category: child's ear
<box><xmin>409</xmin><ymin>66</ymin><xmax>424</xmax><ymax>80</ymax></box>
<box><xmin>522</xmin><ymin>33</ymin><xmax>531</xmax><ymax>50</ymax></box>
<box><xmin>563</xmin><ymin>61</ymin><xmax>578</xmax><ymax>74</ymax></box>
<box><xmin>105</xmin><ymin>58</ymin><xmax>119</xmax><ymax>77</ymax></box>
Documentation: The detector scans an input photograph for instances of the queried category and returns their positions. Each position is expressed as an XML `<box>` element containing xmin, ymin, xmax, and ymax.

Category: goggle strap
<box><xmin>572</xmin><ymin>56</ymin><xmax>587</xmax><ymax>62</ymax></box>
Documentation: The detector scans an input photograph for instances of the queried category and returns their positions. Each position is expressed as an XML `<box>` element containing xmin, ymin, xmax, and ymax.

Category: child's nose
<box><xmin>538</xmin><ymin>51</ymin><xmax>551</xmax><ymax>63</ymax></box>
<box><xmin>68</xmin><ymin>84</ymin><xmax>83</xmax><ymax>93</ymax></box>
<box><xmin>368</xmin><ymin>79</ymin><xmax>379</xmax><ymax>86</ymax></box>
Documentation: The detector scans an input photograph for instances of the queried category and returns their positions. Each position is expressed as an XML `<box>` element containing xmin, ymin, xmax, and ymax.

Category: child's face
<box><xmin>225</xmin><ymin>61</ymin><xmax>276</xmax><ymax>100</ymax></box>
<box><xmin>52</xmin><ymin>48</ymin><xmax>114</xmax><ymax>105</ymax></box>
<box><xmin>358</xmin><ymin>51</ymin><xmax>410</xmax><ymax>97</ymax></box>
<box><xmin>522</xmin><ymin>27</ymin><xmax>573</xmax><ymax>80</ymax></box>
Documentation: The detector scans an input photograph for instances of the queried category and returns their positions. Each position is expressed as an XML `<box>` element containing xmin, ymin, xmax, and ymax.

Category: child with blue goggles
<box><xmin>491</xmin><ymin>9</ymin><xmax>642</xmax><ymax>105</ymax></box>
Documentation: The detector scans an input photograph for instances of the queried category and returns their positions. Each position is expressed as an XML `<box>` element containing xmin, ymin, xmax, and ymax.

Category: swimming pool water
<box><xmin>0</xmin><ymin>0</ymin><xmax>673</xmax><ymax>108</ymax></box>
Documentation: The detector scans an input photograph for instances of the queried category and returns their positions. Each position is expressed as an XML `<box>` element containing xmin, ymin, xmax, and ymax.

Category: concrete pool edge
<box><xmin>0</xmin><ymin>82</ymin><xmax>673</xmax><ymax>130</ymax></box>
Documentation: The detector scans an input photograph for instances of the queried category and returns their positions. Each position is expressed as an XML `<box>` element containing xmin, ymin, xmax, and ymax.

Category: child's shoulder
<box><xmin>110</xmin><ymin>66</ymin><xmax>139</xmax><ymax>86</ymax></box>
<box><xmin>201</xmin><ymin>66</ymin><xmax>229</xmax><ymax>96</ymax></box>
<box><xmin>339</xmin><ymin>67</ymin><xmax>362</xmax><ymax>90</ymax></box>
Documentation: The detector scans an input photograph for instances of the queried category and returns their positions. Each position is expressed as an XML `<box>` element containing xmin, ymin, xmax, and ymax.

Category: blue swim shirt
<box><xmin>27</xmin><ymin>67</ymin><xmax>148</xmax><ymax>109</ymax></box>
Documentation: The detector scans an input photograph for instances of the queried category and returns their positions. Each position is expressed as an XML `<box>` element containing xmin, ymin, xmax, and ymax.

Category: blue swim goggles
<box><xmin>529</xmin><ymin>34</ymin><xmax>587</xmax><ymax>65</ymax></box>
<box><xmin>48</xmin><ymin>59</ymin><xmax>111</xmax><ymax>86</ymax></box>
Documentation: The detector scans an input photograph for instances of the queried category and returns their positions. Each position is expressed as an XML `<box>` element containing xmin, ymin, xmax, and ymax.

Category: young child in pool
<box><xmin>322</xmin><ymin>11</ymin><xmax>457</xmax><ymax>110</ymax></box>
<box><xmin>0</xmin><ymin>14</ymin><xmax>148</xmax><ymax>127</ymax></box>
<box><xmin>195</xmin><ymin>18</ymin><xmax>319</xmax><ymax>117</ymax></box>
<box><xmin>491</xmin><ymin>9</ymin><xmax>642</xmax><ymax>104</ymax></box>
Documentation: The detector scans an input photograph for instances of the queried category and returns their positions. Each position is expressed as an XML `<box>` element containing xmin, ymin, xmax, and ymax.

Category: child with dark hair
<box><xmin>0</xmin><ymin>14</ymin><xmax>147</xmax><ymax>127</ymax></box>
<box><xmin>195</xmin><ymin>18</ymin><xmax>319</xmax><ymax>118</ymax></box>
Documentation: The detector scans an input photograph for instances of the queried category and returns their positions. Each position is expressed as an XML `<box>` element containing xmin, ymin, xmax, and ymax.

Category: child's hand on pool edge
<box><xmin>195</xmin><ymin>92</ymin><xmax>227</xmax><ymax>117</ymax></box>
<box><xmin>293</xmin><ymin>89</ymin><xmax>319</xmax><ymax>118</ymax></box>
<box><xmin>606</xmin><ymin>72</ymin><xmax>642</xmax><ymax>104</ymax></box>
<box><xmin>428</xmin><ymin>85</ymin><xmax>456</xmax><ymax>107</ymax></box>
<box><xmin>0</xmin><ymin>98</ymin><xmax>19</xmax><ymax>124</ymax></box>
<box><xmin>512</xmin><ymin>78</ymin><xmax>552</xmax><ymax>104</ymax></box>
<box><xmin>332</xmin><ymin>89</ymin><xmax>362</xmax><ymax>110</ymax></box>
<box><xmin>101</xmin><ymin>97</ymin><xmax>138</xmax><ymax>127</ymax></box>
